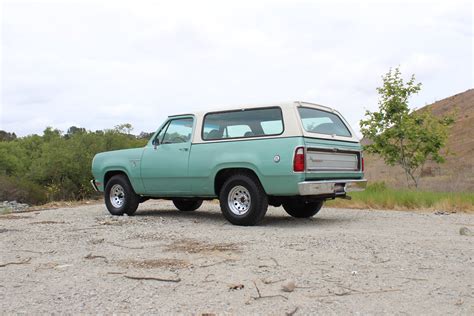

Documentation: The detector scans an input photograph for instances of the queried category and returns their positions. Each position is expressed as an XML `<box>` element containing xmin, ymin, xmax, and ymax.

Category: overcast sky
<box><xmin>1</xmin><ymin>0</ymin><xmax>472</xmax><ymax>137</ymax></box>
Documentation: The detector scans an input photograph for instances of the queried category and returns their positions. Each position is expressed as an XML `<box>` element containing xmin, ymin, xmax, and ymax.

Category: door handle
<box><xmin>179</xmin><ymin>148</ymin><xmax>189</xmax><ymax>151</ymax></box>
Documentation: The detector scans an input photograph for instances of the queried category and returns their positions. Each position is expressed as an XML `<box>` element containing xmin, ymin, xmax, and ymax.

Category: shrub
<box><xmin>0</xmin><ymin>125</ymin><xmax>148</xmax><ymax>204</ymax></box>
<box><xmin>0</xmin><ymin>175</ymin><xmax>48</xmax><ymax>205</ymax></box>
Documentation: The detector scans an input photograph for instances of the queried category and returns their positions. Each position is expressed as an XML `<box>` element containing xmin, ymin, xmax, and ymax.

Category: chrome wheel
<box><xmin>228</xmin><ymin>185</ymin><xmax>251</xmax><ymax>215</ymax></box>
<box><xmin>110</xmin><ymin>184</ymin><xmax>125</xmax><ymax>208</ymax></box>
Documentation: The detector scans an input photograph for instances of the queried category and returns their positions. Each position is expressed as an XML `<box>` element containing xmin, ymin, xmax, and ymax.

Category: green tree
<box><xmin>0</xmin><ymin>124</ymin><xmax>149</xmax><ymax>204</ymax></box>
<box><xmin>0</xmin><ymin>130</ymin><xmax>17</xmax><ymax>141</ymax></box>
<box><xmin>360</xmin><ymin>67</ymin><xmax>453</xmax><ymax>188</ymax></box>
<box><xmin>65</xmin><ymin>126</ymin><xmax>86</xmax><ymax>138</ymax></box>
<box><xmin>114</xmin><ymin>123</ymin><xmax>133</xmax><ymax>135</ymax></box>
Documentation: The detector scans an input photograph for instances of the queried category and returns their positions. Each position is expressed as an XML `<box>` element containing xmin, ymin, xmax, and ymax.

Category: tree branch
<box><xmin>124</xmin><ymin>274</ymin><xmax>181</xmax><ymax>282</ymax></box>
<box><xmin>0</xmin><ymin>257</ymin><xmax>31</xmax><ymax>267</ymax></box>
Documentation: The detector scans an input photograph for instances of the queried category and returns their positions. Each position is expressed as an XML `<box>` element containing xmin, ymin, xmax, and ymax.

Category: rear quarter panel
<box><xmin>188</xmin><ymin>137</ymin><xmax>305</xmax><ymax>196</ymax></box>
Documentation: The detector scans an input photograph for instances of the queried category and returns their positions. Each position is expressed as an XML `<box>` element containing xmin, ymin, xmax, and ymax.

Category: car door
<box><xmin>141</xmin><ymin>117</ymin><xmax>194</xmax><ymax>195</ymax></box>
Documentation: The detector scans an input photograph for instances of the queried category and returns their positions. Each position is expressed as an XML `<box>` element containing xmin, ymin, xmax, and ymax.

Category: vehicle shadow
<box><xmin>135</xmin><ymin>208</ymin><xmax>226</xmax><ymax>223</ymax></box>
<box><xmin>261</xmin><ymin>214</ymin><xmax>350</xmax><ymax>228</ymax></box>
<box><xmin>135</xmin><ymin>207</ymin><xmax>352</xmax><ymax>228</ymax></box>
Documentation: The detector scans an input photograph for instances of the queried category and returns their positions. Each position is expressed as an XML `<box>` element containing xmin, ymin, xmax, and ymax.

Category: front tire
<box><xmin>104</xmin><ymin>175</ymin><xmax>140</xmax><ymax>216</ymax></box>
<box><xmin>219</xmin><ymin>173</ymin><xmax>268</xmax><ymax>226</ymax></box>
<box><xmin>282</xmin><ymin>199</ymin><xmax>324</xmax><ymax>218</ymax></box>
<box><xmin>173</xmin><ymin>199</ymin><xmax>203</xmax><ymax>212</ymax></box>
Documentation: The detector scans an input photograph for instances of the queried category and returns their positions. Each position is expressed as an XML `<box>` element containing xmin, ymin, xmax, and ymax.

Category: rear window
<box><xmin>202</xmin><ymin>107</ymin><xmax>284</xmax><ymax>140</ymax></box>
<box><xmin>298</xmin><ymin>107</ymin><xmax>351</xmax><ymax>137</ymax></box>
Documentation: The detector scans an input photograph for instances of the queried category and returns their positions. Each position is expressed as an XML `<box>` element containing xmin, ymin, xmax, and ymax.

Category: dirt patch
<box><xmin>0</xmin><ymin>214</ymin><xmax>32</xmax><ymax>220</ymax></box>
<box><xmin>30</xmin><ymin>220</ymin><xmax>66</xmax><ymax>225</ymax></box>
<box><xmin>118</xmin><ymin>258</ymin><xmax>190</xmax><ymax>269</ymax></box>
<box><xmin>88</xmin><ymin>238</ymin><xmax>105</xmax><ymax>245</ymax></box>
<box><xmin>96</xmin><ymin>219</ymin><xmax>127</xmax><ymax>226</ymax></box>
<box><xmin>165</xmin><ymin>238</ymin><xmax>240</xmax><ymax>254</ymax></box>
<box><xmin>0</xmin><ymin>228</ymin><xmax>20</xmax><ymax>233</ymax></box>
<box><xmin>131</xmin><ymin>232</ymin><xmax>165</xmax><ymax>241</ymax></box>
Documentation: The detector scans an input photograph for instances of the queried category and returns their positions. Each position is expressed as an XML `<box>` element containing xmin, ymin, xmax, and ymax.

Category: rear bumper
<box><xmin>298</xmin><ymin>179</ymin><xmax>367</xmax><ymax>196</ymax></box>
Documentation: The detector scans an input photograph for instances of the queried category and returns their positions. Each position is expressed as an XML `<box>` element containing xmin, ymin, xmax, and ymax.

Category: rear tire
<box><xmin>173</xmin><ymin>199</ymin><xmax>203</xmax><ymax>212</ymax></box>
<box><xmin>283</xmin><ymin>199</ymin><xmax>323</xmax><ymax>218</ymax></box>
<box><xmin>104</xmin><ymin>175</ymin><xmax>140</xmax><ymax>216</ymax></box>
<box><xmin>219</xmin><ymin>173</ymin><xmax>268</xmax><ymax>226</ymax></box>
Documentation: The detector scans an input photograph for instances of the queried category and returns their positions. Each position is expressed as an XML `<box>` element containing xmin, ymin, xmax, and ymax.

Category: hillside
<box><xmin>363</xmin><ymin>88</ymin><xmax>474</xmax><ymax>192</ymax></box>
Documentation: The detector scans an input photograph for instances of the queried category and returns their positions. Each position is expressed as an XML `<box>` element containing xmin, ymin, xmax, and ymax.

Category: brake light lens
<box><xmin>293</xmin><ymin>147</ymin><xmax>305</xmax><ymax>172</ymax></box>
<box><xmin>361</xmin><ymin>156</ymin><xmax>365</xmax><ymax>171</ymax></box>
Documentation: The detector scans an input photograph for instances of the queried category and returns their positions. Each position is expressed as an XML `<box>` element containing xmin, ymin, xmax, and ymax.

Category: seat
<box><xmin>207</xmin><ymin>129</ymin><xmax>223</xmax><ymax>139</ymax></box>
<box><xmin>244</xmin><ymin>131</ymin><xmax>255</xmax><ymax>137</ymax></box>
<box><xmin>313</xmin><ymin>123</ymin><xmax>337</xmax><ymax>135</ymax></box>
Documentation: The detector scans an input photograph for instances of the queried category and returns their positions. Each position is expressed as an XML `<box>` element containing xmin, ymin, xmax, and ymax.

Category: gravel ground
<box><xmin>0</xmin><ymin>200</ymin><xmax>473</xmax><ymax>314</ymax></box>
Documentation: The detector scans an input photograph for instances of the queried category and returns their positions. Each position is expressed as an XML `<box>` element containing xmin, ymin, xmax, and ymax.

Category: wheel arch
<box><xmin>214</xmin><ymin>167</ymin><xmax>265</xmax><ymax>196</ymax></box>
<box><xmin>103</xmin><ymin>169</ymin><xmax>130</xmax><ymax>187</ymax></box>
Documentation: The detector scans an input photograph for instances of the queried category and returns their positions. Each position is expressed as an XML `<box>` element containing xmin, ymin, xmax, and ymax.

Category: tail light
<box><xmin>361</xmin><ymin>156</ymin><xmax>365</xmax><ymax>171</ymax></box>
<box><xmin>293</xmin><ymin>147</ymin><xmax>305</xmax><ymax>172</ymax></box>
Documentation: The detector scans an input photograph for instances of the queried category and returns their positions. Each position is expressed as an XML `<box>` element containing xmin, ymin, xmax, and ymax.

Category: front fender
<box><xmin>91</xmin><ymin>148</ymin><xmax>145</xmax><ymax>193</ymax></box>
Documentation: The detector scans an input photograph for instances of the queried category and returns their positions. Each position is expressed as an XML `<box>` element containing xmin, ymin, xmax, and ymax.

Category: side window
<box><xmin>162</xmin><ymin>118</ymin><xmax>194</xmax><ymax>144</ymax></box>
<box><xmin>202</xmin><ymin>123</ymin><xmax>220</xmax><ymax>139</ymax></box>
<box><xmin>261</xmin><ymin>120</ymin><xmax>283</xmax><ymax>135</ymax></box>
<box><xmin>224</xmin><ymin>125</ymin><xmax>252</xmax><ymax>138</ymax></box>
<box><xmin>202</xmin><ymin>107</ymin><xmax>284</xmax><ymax>140</ymax></box>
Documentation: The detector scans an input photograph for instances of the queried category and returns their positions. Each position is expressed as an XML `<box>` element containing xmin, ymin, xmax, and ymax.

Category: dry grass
<box><xmin>327</xmin><ymin>182</ymin><xmax>474</xmax><ymax>213</ymax></box>
<box><xmin>27</xmin><ymin>199</ymin><xmax>102</xmax><ymax>211</ymax></box>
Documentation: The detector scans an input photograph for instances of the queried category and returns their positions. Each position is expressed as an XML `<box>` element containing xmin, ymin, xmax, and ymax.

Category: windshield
<box><xmin>298</xmin><ymin>107</ymin><xmax>352</xmax><ymax>137</ymax></box>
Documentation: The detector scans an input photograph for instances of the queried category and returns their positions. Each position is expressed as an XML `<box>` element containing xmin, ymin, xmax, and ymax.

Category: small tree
<box><xmin>114</xmin><ymin>123</ymin><xmax>134</xmax><ymax>135</ymax></box>
<box><xmin>360</xmin><ymin>67</ymin><xmax>453</xmax><ymax>188</ymax></box>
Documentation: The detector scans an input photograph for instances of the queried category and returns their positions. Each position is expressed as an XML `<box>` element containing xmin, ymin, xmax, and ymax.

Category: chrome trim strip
<box><xmin>306</xmin><ymin>146</ymin><xmax>361</xmax><ymax>153</ymax></box>
<box><xmin>298</xmin><ymin>179</ymin><xmax>367</xmax><ymax>196</ymax></box>
<box><xmin>90</xmin><ymin>180</ymin><xmax>99</xmax><ymax>192</ymax></box>
<box><xmin>305</xmin><ymin>170</ymin><xmax>365</xmax><ymax>174</ymax></box>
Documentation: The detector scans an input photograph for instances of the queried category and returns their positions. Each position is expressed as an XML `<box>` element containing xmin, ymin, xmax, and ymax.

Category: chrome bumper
<box><xmin>298</xmin><ymin>179</ymin><xmax>367</xmax><ymax>196</ymax></box>
<box><xmin>90</xmin><ymin>179</ymin><xmax>99</xmax><ymax>192</ymax></box>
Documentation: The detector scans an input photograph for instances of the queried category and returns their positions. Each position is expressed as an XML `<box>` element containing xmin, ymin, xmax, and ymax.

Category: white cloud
<box><xmin>1</xmin><ymin>0</ymin><xmax>472</xmax><ymax>137</ymax></box>
<box><xmin>400</xmin><ymin>53</ymin><xmax>447</xmax><ymax>78</ymax></box>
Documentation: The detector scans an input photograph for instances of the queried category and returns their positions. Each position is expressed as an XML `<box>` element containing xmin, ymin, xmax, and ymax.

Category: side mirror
<box><xmin>152</xmin><ymin>138</ymin><xmax>160</xmax><ymax>149</ymax></box>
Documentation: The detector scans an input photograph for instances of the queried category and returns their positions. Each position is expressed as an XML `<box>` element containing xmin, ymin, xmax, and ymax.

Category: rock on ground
<box><xmin>1</xmin><ymin>201</ymin><xmax>29</xmax><ymax>213</ymax></box>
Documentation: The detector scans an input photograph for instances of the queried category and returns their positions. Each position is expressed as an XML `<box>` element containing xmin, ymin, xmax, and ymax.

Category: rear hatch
<box><xmin>303</xmin><ymin>138</ymin><xmax>363</xmax><ymax>180</ymax></box>
<box><xmin>295</xmin><ymin>103</ymin><xmax>364</xmax><ymax>180</ymax></box>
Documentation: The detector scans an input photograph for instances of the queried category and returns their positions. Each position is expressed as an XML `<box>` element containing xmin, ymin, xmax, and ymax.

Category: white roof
<box><xmin>176</xmin><ymin>101</ymin><xmax>360</xmax><ymax>144</ymax></box>
<box><xmin>169</xmin><ymin>101</ymin><xmax>337</xmax><ymax>118</ymax></box>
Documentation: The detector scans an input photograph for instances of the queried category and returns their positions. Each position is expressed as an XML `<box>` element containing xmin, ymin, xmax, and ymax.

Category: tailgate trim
<box><xmin>305</xmin><ymin>146</ymin><xmax>362</xmax><ymax>172</ymax></box>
